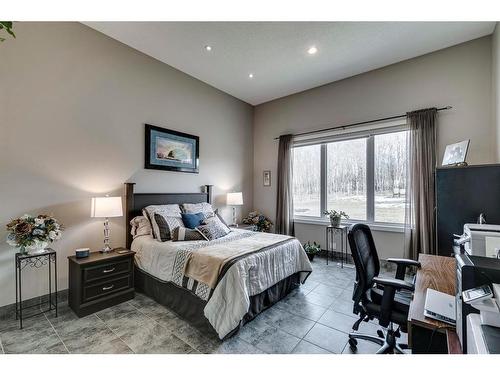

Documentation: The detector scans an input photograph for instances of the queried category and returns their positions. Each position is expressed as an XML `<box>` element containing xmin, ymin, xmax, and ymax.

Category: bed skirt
<box><xmin>134</xmin><ymin>266</ymin><xmax>300</xmax><ymax>339</ymax></box>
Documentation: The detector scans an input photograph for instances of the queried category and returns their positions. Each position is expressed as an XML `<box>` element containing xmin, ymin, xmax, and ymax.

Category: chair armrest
<box><xmin>373</xmin><ymin>276</ymin><xmax>415</xmax><ymax>292</ymax></box>
<box><xmin>387</xmin><ymin>258</ymin><xmax>421</xmax><ymax>280</ymax></box>
<box><xmin>387</xmin><ymin>258</ymin><xmax>421</xmax><ymax>268</ymax></box>
<box><xmin>372</xmin><ymin>276</ymin><xmax>415</xmax><ymax>328</ymax></box>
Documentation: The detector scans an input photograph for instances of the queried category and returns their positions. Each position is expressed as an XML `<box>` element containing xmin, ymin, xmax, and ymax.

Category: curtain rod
<box><xmin>273</xmin><ymin>106</ymin><xmax>452</xmax><ymax>140</ymax></box>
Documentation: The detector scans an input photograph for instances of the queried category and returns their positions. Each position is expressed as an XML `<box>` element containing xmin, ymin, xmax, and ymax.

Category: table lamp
<box><xmin>226</xmin><ymin>192</ymin><xmax>243</xmax><ymax>226</ymax></box>
<box><xmin>91</xmin><ymin>196</ymin><xmax>123</xmax><ymax>253</ymax></box>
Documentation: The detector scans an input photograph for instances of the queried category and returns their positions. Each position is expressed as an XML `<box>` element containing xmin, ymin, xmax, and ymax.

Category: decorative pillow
<box><xmin>182</xmin><ymin>202</ymin><xmax>214</xmax><ymax>214</ymax></box>
<box><xmin>181</xmin><ymin>212</ymin><xmax>206</xmax><ymax>229</ymax></box>
<box><xmin>171</xmin><ymin>226</ymin><xmax>206</xmax><ymax>241</ymax></box>
<box><xmin>153</xmin><ymin>214</ymin><xmax>184</xmax><ymax>242</ymax></box>
<box><xmin>196</xmin><ymin>215</ymin><xmax>231</xmax><ymax>241</ymax></box>
<box><xmin>130</xmin><ymin>216</ymin><xmax>152</xmax><ymax>239</ymax></box>
<box><xmin>142</xmin><ymin>204</ymin><xmax>181</xmax><ymax>240</ymax></box>
<box><xmin>214</xmin><ymin>209</ymin><xmax>229</xmax><ymax>228</ymax></box>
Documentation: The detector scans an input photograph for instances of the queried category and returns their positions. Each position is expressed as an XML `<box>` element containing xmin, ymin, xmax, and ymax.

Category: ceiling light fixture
<box><xmin>248</xmin><ymin>73</ymin><xmax>254</xmax><ymax>79</ymax></box>
<box><xmin>205</xmin><ymin>45</ymin><xmax>212</xmax><ymax>51</ymax></box>
<box><xmin>307</xmin><ymin>46</ymin><xmax>318</xmax><ymax>55</ymax></box>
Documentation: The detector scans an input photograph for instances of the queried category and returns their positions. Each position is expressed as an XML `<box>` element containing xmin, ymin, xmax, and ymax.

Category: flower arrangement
<box><xmin>6</xmin><ymin>214</ymin><xmax>63</xmax><ymax>254</ymax></box>
<box><xmin>323</xmin><ymin>209</ymin><xmax>349</xmax><ymax>227</ymax></box>
<box><xmin>242</xmin><ymin>211</ymin><xmax>273</xmax><ymax>232</ymax></box>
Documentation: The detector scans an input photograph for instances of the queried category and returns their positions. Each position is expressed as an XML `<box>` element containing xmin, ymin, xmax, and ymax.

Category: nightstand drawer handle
<box><xmin>102</xmin><ymin>285</ymin><xmax>114</xmax><ymax>291</ymax></box>
<box><xmin>102</xmin><ymin>267</ymin><xmax>115</xmax><ymax>274</ymax></box>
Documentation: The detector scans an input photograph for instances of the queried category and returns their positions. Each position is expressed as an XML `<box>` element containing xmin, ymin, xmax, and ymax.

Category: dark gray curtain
<box><xmin>404</xmin><ymin>108</ymin><xmax>437</xmax><ymax>260</ymax></box>
<box><xmin>276</xmin><ymin>134</ymin><xmax>295</xmax><ymax>236</ymax></box>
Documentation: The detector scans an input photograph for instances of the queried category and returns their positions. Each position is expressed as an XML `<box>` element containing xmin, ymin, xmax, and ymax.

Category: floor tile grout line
<box><xmin>94</xmin><ymin>313</ymin><xmax>137</xmax><ymax>354</ymax></box>
<box><xmin>300</xmin><ymin>337</ymin><xmax>335</xmax><ymax>354</ymax></box>
<box><xmin>128</xmin><ymin>303</ymin><xmax>202</xmax><ymax>353</ymax></box>
<box><xmin>43</xmin><ymin>311</ymin><xmax>70</xmax><ymax>354</ymax></box>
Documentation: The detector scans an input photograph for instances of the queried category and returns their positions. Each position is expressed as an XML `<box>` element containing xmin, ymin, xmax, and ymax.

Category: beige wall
<box><xmin>0</xmin><ymin>22</ymin><xmax>254</xmax><ymax>307</ymax></box>
<box><xmin>253</xmin><ymin>36</ymin><xmax>494</xmax><ymax>259</ymax></box>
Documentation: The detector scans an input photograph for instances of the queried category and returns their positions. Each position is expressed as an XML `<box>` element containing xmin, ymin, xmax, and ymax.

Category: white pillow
<box><xmin>182</xmin><ymin>202</ymin><xmax>214</xmax><ymax>214</ymax></box>
<box><xmin>130</xmin><ymin>216</ymin><xmax>152</xmax><ymax>239</ymax></box>
<box><xmin>142</xmin><ymin>204</ymin><xmax>181</xmax><ymax>240</ymax></box>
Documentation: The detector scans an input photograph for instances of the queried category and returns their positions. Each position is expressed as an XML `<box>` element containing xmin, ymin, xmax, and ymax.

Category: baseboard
<box><xmin>0</xmin><ymin>289</ymin><xmax>68</xmax><ymax>320</ymax></box>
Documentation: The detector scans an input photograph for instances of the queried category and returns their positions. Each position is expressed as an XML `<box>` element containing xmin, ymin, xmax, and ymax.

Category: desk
<box><xmin>408</xmin><ymin>254</ymin><xmax>461</xmax><ymax>353</ymax></box>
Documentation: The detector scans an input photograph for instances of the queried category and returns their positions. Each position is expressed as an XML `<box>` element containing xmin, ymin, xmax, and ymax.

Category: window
<box><xmin>327</xmin><ymin>138</ymin><xmax>367</xmax><ymax>220</ymax></box>
<box><xmin>292</xmin><ymin>144</ymin><xmax>321</xmax><ymax>217</ymax></box>
<box><xmin>293</xmin><ymin>126</ymin><xmax>408</xmax><ymax>225</ymax></box>
<box><xmin>374</xmin><ymin>132</ymin><xmax>408</xmax><ymax>223</ymax></box>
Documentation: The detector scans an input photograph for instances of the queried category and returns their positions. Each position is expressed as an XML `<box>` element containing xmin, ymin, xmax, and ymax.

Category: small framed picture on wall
<box><xmin>263</xmin><ymin>170</ymin><xmax>271</xmax><ymax>187</ymax></box>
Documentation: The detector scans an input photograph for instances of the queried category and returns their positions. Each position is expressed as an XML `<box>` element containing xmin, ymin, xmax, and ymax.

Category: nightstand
<box><xmin>68</xmin><ymin>249</ymin><xmax>135</xmax><ymax>317</ymax></box>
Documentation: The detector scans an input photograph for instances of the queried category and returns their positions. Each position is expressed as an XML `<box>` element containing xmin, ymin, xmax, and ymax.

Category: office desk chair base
<box><xmin>348</xmin><ymin>324</ymin><xmax>407</xmax><ymax>354</ymax></box>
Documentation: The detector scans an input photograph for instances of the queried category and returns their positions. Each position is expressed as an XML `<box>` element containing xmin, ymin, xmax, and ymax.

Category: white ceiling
<box><xmin>85</xmin><ymin>22</ymin><xmax>495</xmax><ymax>105</ymax></box>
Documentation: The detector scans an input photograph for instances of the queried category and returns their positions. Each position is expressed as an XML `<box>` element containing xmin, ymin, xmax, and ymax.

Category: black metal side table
<box><xmin>325</xmin><ymin>225</ymin><xmax>350</xmax><ymax>268</ymax></box>
<box><xmin>15</xmin><ymin>248</ymin><xmax>58</xmax><ymax>329</ymax></box>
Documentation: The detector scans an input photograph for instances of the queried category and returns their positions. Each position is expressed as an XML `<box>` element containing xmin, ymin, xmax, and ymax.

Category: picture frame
<box><xmin>263</xmin><ymin>170</ymin><xmax>271</xmax><ymax>186</ymax></box>
<box><xmin>145</xmin><ymin>124</ymin><xmax>199</xmax><ymax>173</ymax></box>
<box><xmin>442</xmin><ymin>139</ymin><xmax>470</xmax><ymax>166</ymax></box>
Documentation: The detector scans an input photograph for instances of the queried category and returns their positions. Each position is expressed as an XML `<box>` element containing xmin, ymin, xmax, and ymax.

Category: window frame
<box><xmin>292</xmin><ymin>121</ymin><xmax>408</xmax><ymax>230</ymax></box>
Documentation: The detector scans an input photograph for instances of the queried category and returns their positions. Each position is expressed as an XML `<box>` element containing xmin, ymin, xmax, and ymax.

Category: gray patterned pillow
<box><xmin>171</xmin><ymin>226</ymin><xmax>206</xmax><ymax>241</ymax></box>
<box><xmin>154</xmin><ymin>214</ymin><xmax>184</xmax><ymax>242</ymax></box>
<box><xmin>196</xmin><ymin>215</ymin><xmax>231</xmax><ymax>240</ymax></box>
<box><xmin>143</xmin><ymin>204</ymin><xmax>181</xmax><ymax>240</ymax></box>
<box><xmin>182</xmin><ymin>202</ymin><xmax>214</xmax><ymax>214</ymax></box>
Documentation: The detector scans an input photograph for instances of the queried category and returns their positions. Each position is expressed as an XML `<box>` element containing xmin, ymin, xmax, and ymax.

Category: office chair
<box><xmin>347</xmin><ymin>223</ymin><xmax>420</xmax><ymax>354</ymax></box>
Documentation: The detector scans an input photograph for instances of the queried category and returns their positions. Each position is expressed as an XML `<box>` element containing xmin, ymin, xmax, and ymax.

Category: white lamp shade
<box><xmin>91</xmin><ymin>196</ymin><xmax>123</xmax><ymax>218</ymax></box>
<box><xmin>227</xmin><ymin>192</ymin><xmax>243</xmax><ymax>206</ymax></box>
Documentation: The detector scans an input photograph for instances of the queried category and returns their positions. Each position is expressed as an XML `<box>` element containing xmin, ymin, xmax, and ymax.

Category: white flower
<box><xmin>21</xmin><ymin>214</ymin><xmax>32</xmax><ymax>220</ymax></box>
<box><xmin>48</xmin><ymin>231</ymin><xmax>57</xmax><ymax>240</ymax></box>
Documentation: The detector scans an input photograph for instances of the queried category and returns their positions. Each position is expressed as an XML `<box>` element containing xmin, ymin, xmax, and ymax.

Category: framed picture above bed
<box><xmin>145</xmin><ymin>124</ymin><xmax>199</xmax><ymax>173</ymax></box>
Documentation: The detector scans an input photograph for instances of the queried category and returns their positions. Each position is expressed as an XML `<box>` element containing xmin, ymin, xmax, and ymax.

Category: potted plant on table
<box><xmin>6</xmin><ymin>214</ymin><xmax>63</xmax><ymax>255</ymax></box>
<box><xmin>242</xmin><ymin>211</ymin><xmax>273</xmax><ymax>232</ymax></box>
<box><xmin>323</xmin><ymin>209</ymin><xmax>349</xmax><ymax>227</ymax></box>
<box><xmin>303</xmin><ymin>241</ymin><xmax>321</xmax><ymax>261</ymax></box>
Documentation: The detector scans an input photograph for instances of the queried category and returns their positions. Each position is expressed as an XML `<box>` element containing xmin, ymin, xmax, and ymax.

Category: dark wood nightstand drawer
<box><xmin>68</xmin><ymin>250</ymin><xmax>135</xmax><ymax>317</ymax></box>
<box><xmin>83</xmin><ymin>259</ymin><xmax>131</xmax><ymax>283</ymax></box>
<box><xmin>83</xmin><ymin>274</ymin><xmax>132</xmax><ymax>302</ymax></box>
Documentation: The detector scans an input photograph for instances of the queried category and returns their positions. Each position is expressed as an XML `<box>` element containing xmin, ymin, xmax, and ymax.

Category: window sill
<box><xmin>293</xmin><ymin>218</ymin><xmax>406</xmax><ymax>233</ymax></box>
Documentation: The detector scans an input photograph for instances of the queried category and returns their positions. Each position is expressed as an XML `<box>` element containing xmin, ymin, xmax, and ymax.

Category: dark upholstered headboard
<box><xmin>124</xmin><ymin>182</ymin><xmax>213</xmax><ymax>249</ymax></box>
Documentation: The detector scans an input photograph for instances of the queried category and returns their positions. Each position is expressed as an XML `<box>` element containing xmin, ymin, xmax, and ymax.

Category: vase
<box><xmin>27</xmin><ymin>242</ymin><xmax>48</xmax><ymax>255</ymax></box>
<box><xmin>330</xmin><ymin>217</ymin><xmax>341</xmax><ymax>227</ymax></box>
<box><xmin>18</xmin><ymin>246</ymin><xmax>28</xmax><ymax>256</ymax></box>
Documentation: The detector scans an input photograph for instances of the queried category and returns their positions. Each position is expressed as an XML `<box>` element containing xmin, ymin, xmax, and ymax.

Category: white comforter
<box><xmin>132</xmin><ymin>229</ymin><xmax>312</xmax><ymax>338</ymax></box>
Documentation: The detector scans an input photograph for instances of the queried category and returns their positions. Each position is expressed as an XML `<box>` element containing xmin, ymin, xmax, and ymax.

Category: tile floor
<box><xmin>0</xmin><ymin>257</ymin><xmax>406</xmax><ymax>354</ymax></box>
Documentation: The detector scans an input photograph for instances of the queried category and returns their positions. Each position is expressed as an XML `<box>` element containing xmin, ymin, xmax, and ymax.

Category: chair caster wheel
<box><xmin>348</xmin><ymin>338</ymin><xmax>358</xmax><ymax>349</ymax></box>
<box><xmin>377</xmin><ymin>330</ymin><xmax>384</xmax><ymax>338</ymax></box>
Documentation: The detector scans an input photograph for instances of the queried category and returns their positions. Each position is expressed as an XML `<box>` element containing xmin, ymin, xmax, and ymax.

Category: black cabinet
<box><xmin>436</xmin><ymin>164</ymin><xmax>500</xmax><ymax>256</ymax></box>
<box><xmin>68</xmin><ymin>250</ymin><xmax>135</xmax><ymax>317</ymax></box>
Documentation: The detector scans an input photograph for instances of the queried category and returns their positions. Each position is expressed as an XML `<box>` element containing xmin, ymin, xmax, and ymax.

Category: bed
<box><xmin>125</xmin><ymin>183</ymin><xmax>312</xmax><ymax>339</ymax></box>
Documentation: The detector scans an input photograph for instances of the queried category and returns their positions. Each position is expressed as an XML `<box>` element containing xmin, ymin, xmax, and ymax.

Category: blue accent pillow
<box><xmin>181</xmin><ymin>212</ymin><xmax>205</xmax><ymax>229</ymax></box>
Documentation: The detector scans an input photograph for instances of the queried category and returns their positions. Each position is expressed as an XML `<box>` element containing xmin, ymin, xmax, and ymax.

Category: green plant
<box><xmin>303</xmin><ymin>241</ymin><xmax>321</xmax><ymax>255</ymax></box>
<box><xmin>0</xmin><ymin>22</ymin><xmax>15</xmax><ymax>42</ymax></box>
<box><xmin>323</xmin><ymin>209</ymin><xmax>349</xmax><ymax>220</ymax></box>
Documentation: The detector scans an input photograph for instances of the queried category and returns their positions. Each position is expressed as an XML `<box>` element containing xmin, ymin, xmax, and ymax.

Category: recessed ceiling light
<box><xmin>205</xmin><ymin>45</ymin><xmax>212</xmax><ymax>51</ymax></box>
<box><xmin>248</xmin><ymin>73</ymin><xmax>254</xmax><ymax>78</ymax></box>
<box><xmin>307</xmin><ymin>46</ymin><xmax>318</xmax><ymax>55</ymax></box>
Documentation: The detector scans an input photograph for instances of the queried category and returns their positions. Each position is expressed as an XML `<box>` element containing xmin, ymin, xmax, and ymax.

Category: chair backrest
<box><xmin>348</xmin><ymin>223</ymin><xmax>380</xmax><ymax>303</ymax></box>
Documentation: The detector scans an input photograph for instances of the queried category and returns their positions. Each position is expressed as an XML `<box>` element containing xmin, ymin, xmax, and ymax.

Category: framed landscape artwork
<box><xmin>442</xmin><ymin>139</ymin><xmax>470</xmax><ymax>166</ymax></box>
<box><xmin>145</xmin><ymin>124</ymin><xmax>199</xmax><ymax>173</ymax></box>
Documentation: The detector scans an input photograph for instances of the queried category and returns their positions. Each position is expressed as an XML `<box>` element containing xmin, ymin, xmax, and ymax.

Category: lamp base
<box><xmin>100</xmin><ymin>245</ymin><xmax>113</xmax><ymax>253</ymax></box>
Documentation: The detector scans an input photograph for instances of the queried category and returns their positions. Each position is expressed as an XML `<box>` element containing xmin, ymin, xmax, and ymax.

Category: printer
<box><xmin>455</xmin><ymin>223</ymin><xmax>500</xmax><ymax>258</ymax></box>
